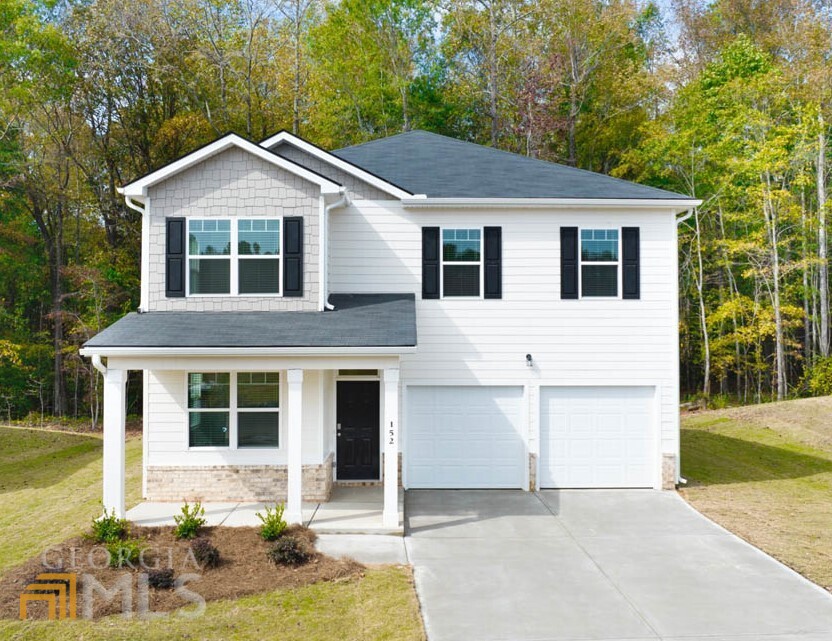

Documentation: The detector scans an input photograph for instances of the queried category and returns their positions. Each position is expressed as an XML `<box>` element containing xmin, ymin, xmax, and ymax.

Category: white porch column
<box><xmin>102</xmin><ymin>368</ymin><xmax>127</xmax><ymax>518</ymax></box>
<box><xmin>285</xmin><ymin>369</ymin><xmax>304</xmax><ymax>525</ymax></box>
<box><xmin>382</xmin><ymin>368</ymin><xmax>400</xmax><ymax>528</ymax></box>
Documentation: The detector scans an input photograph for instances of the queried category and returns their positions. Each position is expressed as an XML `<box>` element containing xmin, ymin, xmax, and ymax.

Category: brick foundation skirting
<box><xmin>145</xmin><ymin>453</ymin><xmax>333</xmax><ymax>502</ymax></box>
<box><xmin>661</xmin><ymin>453</ymin><xmax>677</xmax><ymax>490</ymax></box>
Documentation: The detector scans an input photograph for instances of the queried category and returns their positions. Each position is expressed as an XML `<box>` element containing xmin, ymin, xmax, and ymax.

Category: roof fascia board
<box><xmin>80</xmin><ymin>346</ymin><xmax>416</xmax><ymax>357</ymax></box>
<box><xmin>121</xmin><ymin>134</ymin><xmax>342</xmax><ymax>199</ymax></box>
<box><xmin>400</xmin><ymin>197</ymin><xmax>702</xmax><ymax>210</ymax></box>
<box><xmin>260</xmin><ymin>131</ymin><xmax>423</xmax><ymax>200</ymax></box>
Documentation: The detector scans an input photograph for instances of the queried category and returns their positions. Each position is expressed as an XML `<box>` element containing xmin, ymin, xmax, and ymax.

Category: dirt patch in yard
<box><xmin>0</xmin><ymin>525</ymin><xmax>364</xmax><ymax>620</ymax></box>
<box><xmin>706</xmin><ymin>396</ymin><xmax>832</xmax><ymax>451</ymax></box>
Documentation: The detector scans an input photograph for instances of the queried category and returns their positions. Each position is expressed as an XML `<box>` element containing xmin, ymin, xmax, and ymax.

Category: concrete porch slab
<box><xmin>126</xmin><ymin>486</ymin><xmax>403</xmax><ymax>534</ymax></box>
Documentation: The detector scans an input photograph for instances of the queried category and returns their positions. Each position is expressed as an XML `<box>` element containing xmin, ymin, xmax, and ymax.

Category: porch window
<box><xmin>187</xmin><ymin>372</ymin><xmax>279</xmax><ymax>448</ymax></box>
<box><xmin>187</xmin><ymin>373</ymin><xmax>230</xmax><ymax>447</ymax></box>
<box><xmin>237</xmin><ymin>372</ymin><xmax>280</xmax><ymax>447</ymax></box>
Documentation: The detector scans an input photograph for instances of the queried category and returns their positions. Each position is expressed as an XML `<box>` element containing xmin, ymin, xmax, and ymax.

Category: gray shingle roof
<box><xmin>83</xmin><ymin>294</ymin><xmax>416</xmax><ymax>349</ymax></box>
<box><xmin>333</xmin><ymin>130</ymin><xmax>693</xmax><ymax>200</ymax></box>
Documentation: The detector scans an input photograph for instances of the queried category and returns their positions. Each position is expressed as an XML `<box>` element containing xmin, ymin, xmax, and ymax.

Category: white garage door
<box><xmin>540</xmin><ymin>386</ymin><xmax>655</xmax><ymax>488</ymax></box>
<box><xmin>406</xmin><ymin>386</ymin><xmax>526</xmax><ymax>489</ymax></box>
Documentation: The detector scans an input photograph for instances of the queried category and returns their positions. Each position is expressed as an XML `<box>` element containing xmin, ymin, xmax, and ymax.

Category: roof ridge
<box><xmin>337</xmin><ymin>130</ymin><xmax>691</xmax><ymax>198</ymax></box>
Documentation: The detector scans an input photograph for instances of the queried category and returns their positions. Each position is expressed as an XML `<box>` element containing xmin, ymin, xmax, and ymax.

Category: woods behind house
<box><xmin>1</xmin><ymin>0</ymin><xmax>832</xmax><ymax>420</ymax></box>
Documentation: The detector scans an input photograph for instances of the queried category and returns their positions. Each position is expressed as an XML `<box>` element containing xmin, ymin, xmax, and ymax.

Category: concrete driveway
<box><xmin>405</xmin><ymin>490</ymin><xmax>832</xmax><ymax>641</ymax></box>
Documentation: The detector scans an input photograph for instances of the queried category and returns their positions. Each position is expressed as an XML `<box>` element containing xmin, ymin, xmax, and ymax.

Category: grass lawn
<box><xmin>0</xmin><ymin>427</ymin><xmax>143</xmax><ymax>575</ymax></box>
<box><xmin>0</xmin><ymin>566</ymin><xmax>422</xmax><ymax>641</ymax></box>
<box><xmin>0</xmin><ymin>426</ymin><xmax>425</xmax><ymax>639</ymax></box>
<box><xmin>680</xmin><ymin>397</ymin><xmax>832</xmax><ymax>591</ymax></box>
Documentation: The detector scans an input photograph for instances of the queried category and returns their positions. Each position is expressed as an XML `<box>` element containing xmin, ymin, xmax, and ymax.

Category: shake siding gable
<box><xmin>146</xmin><ymin>147</ymin><xmax>321</xmax><ymax>311</ymax></box>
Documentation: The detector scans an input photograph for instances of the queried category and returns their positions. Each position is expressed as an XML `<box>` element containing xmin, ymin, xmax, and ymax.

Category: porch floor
<box><xmin>126</xmin><ymin>486</ymin><xmax>404</xmax><ymax>535</ymax></box>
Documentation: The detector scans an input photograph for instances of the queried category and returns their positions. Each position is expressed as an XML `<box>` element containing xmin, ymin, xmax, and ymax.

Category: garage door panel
<box><xmin>406</xmin><ymin>386</ymin><xmax>525</xmax><ymax>489</ymax></box>
<box><xmin>540</xmin><ymin>386</ymin><xmax>654</xmax><ymax>489</ymax></box>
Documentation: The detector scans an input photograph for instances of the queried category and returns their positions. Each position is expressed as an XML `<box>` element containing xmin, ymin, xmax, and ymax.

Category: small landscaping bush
<box><xmin>106</xmin><ymin>538</ymin><xmax>144</xmax><ymax>568</ymax></box>
<box><xmin>190</xmin><ymin>537</ymin><xmax>220</xmax><ymax>568</ymax></box>
<box><xmin>147</xmin><ymin>568</ymin><xmax>175</xmax><ymax>589</ymax></box>
<box><xmin>256</xmin><ymin>503</ymin><xmax>287</xmax><ymax>541</ymax></box>
<box><xmin>173</xmin><ymin>501</ymin><xmax>206</xmax><ymax>540</ymax></box>
<box><xmin>805</xmin><ymin>356</ymin><xmax>832</xmax><ymax>396</ymax></box>
<box><xmin>267</xmin><ymin>535</ymin><xmax>311</xmax><ymax>566</ymax></box>
<box><xmin>90</xmin><ymin>508</ymin><xmax>129</xmax><ymax>543</ymax></box>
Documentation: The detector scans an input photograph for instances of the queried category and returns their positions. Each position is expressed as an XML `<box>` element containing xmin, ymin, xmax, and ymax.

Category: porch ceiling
<box><xmin>81</xmin><ymin>293</ymin><xmax>416</xmax><ymax>354</ymax></box>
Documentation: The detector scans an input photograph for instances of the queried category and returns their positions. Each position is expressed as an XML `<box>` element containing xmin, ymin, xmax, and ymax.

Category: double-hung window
<box><xmin>441</xmin><ymin>228</ymin><xmax>482</xmax><ymax>297</ymax></box>
<box><xmin>188</xmin><ymin>373</ymin><xmax>231</xmax><ymax>447</ymax></box>
<box><xmin>188</xmin><ymin>372</ymin><xmax>280</xmax><ymax>448</ymax></box>
<box><xmin>188</xmin><ymin>218</ymin><xmax>281</xmax><ymax>295</ymax></box>
<box><xmin>580</xmin><ymin>229</ymin><xmax>619</xmax><ymax>297</ymax></box>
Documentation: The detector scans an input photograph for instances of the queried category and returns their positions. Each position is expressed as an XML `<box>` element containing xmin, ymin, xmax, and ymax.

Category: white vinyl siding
<box><xmin>146</xmin><ymin>369</ymin><xmax>326</xmax><ymax>466</ymax></box>
<box><xmin>329</xmin><ymin>201</ymin><xmax>679</xmax><ymax>458</ymax></box>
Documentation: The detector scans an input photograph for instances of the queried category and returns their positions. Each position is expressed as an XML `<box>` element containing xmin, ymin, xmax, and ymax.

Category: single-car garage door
<box><xmin>540</xmin><ymin>386</ymin><xmax>655</xmax><ymax>488</ymax></box>
<box><xmin>406</xmin><ymin>386</ymin><xmax>525</xmax><ymax>489</ymax></box>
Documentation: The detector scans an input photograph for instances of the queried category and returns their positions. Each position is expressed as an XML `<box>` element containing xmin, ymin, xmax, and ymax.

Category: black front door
<box><xmin>336</xmin><ymin>381</ymin><xmax>380</xmax><ymax>480</ymax></box>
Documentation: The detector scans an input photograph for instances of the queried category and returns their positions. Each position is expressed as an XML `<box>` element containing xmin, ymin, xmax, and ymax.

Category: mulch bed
<box><xmin>0</xmin><ymin>525</ymin><xmax>363</xmax><ymax>620</ymax></box>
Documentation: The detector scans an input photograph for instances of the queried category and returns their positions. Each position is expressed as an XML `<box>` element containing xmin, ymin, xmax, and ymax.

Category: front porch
<box><xmin>126</xmin><ymin>486</ymin><xmax>405</xmax><ymax>535</ymax></box>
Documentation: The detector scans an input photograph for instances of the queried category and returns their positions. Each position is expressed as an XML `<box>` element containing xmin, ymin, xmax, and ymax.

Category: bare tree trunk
<box><xmin>802</xmin><ymin>191</ymin><xmax>813</xmax><ymax>366</ymax></box>
<box><xmin>763</xmin><ymin>172</ymin><xmax>787</xmax><ymax>400</ymax></box>
<box><xmin>692</xmin><ymin>208</ymin><xmax>710</xmax><ymax>397</ymax></box>
<box><xmin>293</xmin><ymin>0</ymin><xmax>302</xmax><ymax>135</ymax></box>
<box><xmin>487</xmin><ymin>1</ymin><xmax>499</xmax><ymax>146</ymax></box>
<box><xmin>818</xmin><ymin>115</ymin><xmax>829</xmax><ymax>357</ymax></box>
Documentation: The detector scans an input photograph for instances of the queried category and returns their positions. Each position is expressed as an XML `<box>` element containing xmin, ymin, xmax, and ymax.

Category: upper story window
<box><xmin>442</xmin><ymin>228</ymin><xmax>482</xmax><ymax>298</ymax></box>
<box><xmin>188</xmin><ymin>218</ymin><xmax>281</xmax><ymax>296</ymax></box>
<box><xmin>580</xmin><ymin>229</ymin><xmax>619</xmax><ymax>298</ymax></box>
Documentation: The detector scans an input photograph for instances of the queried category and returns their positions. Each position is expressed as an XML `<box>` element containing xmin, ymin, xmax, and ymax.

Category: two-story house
<box><xmin>80</xmin><ymin>130</ymin><xmax>699</xmax><ymax>529</ymax></box>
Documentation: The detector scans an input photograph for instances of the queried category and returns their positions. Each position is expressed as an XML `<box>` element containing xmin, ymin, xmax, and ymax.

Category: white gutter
<box><xmin>322</xmin><ymin>190</ymin><xmax>351</xmax><ymax>310</ymax></box>
<box><xmin>80</xmin><ymin>346</ymin><xmax>416</xmax><ymax>357</ymax></box>
<box><xmin>401</xmin><ymin>197</ymin><xmax>703</xmax><ymax>209</ymax></box>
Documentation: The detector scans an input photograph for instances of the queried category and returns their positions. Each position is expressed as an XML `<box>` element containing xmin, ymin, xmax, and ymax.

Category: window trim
<box><xmin>186</xmin><ymin>217</ymin><xmax>283</xmax><ymax>297</ymax></box>
<box><xmin>186</xmin><ymin>371</ymin><xmax>281</xmax><ymax>450</ymax></box>
<box><xmin>439</xmin><ymin>226</ymin><xmax>485</xmax><ymax>300</ymax></box>
<box><xmin>578</xmin><ymin>226</ymin><xmax>622</xmax><ymax>300</ymax></box>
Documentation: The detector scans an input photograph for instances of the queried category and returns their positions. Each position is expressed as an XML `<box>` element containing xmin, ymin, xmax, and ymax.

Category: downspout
<box><xmin>92</xmin><ymin>354</ymin><xmax>107</xmax><ymax>376</ymax></box>
<box><xmin>322</xmin><ymin>190</ymin><xmax>351</xmax><ymax>311</ymax></box>
<box><xmin>124</xmin><ymin>195</ymin><xmax>150</xmax><ymax>312</ymax></box>
<box><xmin>676</xmin><ymin>210</ymin><xmax>693</xmax><ymax>226</ymax></box>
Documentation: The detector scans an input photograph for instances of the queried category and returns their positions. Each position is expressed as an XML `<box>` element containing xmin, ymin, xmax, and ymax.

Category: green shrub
<box><xmin>147</xmin><ymin>568</ymin><xmax>175</xmax><ymax>589</ymax></box>
<box><xmin>256</xmin><ymin>503</ymin><xmax>287</xmax><ymax>541</ymax></box>
<box><xmin>173</xmin><ymin>501</ymin><xmax>206</xmax><ymax>540</ymax></box>
<box><xmin>190</xmin><ymin>537</ymin><xmax>221</xmax><ymax>569</ymax></box>
<box><xmin>90</xmin><ymin>508</ymin><xmax>129</xmax><ymax>543</ymax></box>
<box><xmin>805</xmin><ymin>357</ymin><xmax>832</xmax><ymax>396</ymax></box>
<box><xmin>107</xmin><ymin>538</ymin><xmax>144</xmax><ymax>568</ymax></box>
<box><xmin>267</xmin><ymin>535</ymin><xmax>311</xmax><ymax>566</ymax></box>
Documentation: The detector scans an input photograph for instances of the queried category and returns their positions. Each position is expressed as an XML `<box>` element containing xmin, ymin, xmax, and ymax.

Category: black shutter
<box><xmin>165</xmin><ymin>217</ymin><xmax>186</xmax><ymax>298</ymax></box>
<box><xmin>560</xmin><ymin>227</ymin><xmax>578</xmax><ymax>299</ymax></box>
<box><xmin>283</xmin><ymin>216</ymin><xmax>304</xmax><ymax>297</ymax></box>
<box><xmin>622</xmin><ymin>226</ymin><xmax>640</xmax><ymax>299</ymax></box>
<box><xmin>422</xmin><ymin>227</ymin><xmax>440</xmax><ymax>299</ymax></box>
<box><xmin>484</xmin><ymin>226</ymin><xmax>502</xmax><ymax>299</ymax></box>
